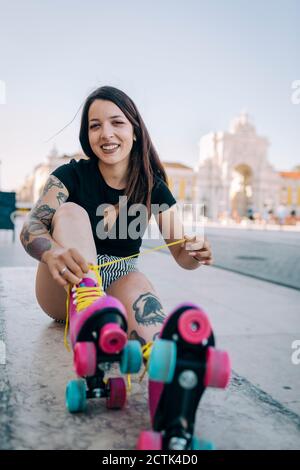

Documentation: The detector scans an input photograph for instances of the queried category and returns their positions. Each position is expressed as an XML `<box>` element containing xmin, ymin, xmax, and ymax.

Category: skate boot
<box><xmin>136</xmin><ymin>303</ymin><xmax>231</xmax><ymax>450</ymax></box>
<box><xmin>65</xmin><ymin>265</ymin><xmax>143</xmax><ymax>413</ymax></box>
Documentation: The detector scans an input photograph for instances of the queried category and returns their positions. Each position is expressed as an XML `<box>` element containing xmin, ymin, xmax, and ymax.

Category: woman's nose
<box><xmin>100</xmin><ymin>123</ymin><xmax>114</xmax><ymax>138</ymax></box>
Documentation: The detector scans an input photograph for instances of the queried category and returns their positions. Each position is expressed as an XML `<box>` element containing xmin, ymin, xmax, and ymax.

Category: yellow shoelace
<box><xmin>139</xmin><ymin>341</ymin><xmax>154</xmax><ymax>383</ymax></box>
<box><xmin>126</xmin><ymin>341</ymin><xmax>153</xmax><ymax>392</ymax></box>
<box><xmin>64</xmin><ymin>264</ymin><xmax>105</xmax><ymax>351</ymax></box>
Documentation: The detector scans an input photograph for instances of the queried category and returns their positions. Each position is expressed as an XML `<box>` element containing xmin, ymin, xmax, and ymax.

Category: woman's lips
<box><xmin>101</xmin><ymin>144</ymin><xmax>120</xmax><ymax>154</ymax></box>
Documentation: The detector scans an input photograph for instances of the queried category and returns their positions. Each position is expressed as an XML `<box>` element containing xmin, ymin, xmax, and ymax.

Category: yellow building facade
<box><xmin>279</xmin><ymin>172</ymin><xmax>300</xmax><ymax>210</ymax></box>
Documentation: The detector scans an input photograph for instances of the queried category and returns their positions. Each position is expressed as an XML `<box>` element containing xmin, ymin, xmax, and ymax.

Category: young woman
<box><xmin>20</xmin><ymin>85</ymin><xmax>212</xmax><ymax>346</ymax></box>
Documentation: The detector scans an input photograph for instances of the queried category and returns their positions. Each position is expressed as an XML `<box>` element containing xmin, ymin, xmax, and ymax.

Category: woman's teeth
<box><xmin>102</xmin><ymin>144</ymin><xmax>119</xmax><ymax>150</ymax></box>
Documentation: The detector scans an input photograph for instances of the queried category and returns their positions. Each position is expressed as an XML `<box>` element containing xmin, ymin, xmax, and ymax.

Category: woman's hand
<box><xmin>181</xmin><ymin>235</ymin><xmax>213</xmax><ymax>265</ymax></box>
<box><xmin>42</xmin><ymin>247</ymin><xmax>89</xmax><ymax>287</ymax></box>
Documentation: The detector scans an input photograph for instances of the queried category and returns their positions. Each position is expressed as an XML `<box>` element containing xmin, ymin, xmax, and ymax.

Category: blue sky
<box><xmin>0</xmin><ymin>0</ymin><xmax>299</xmax><ymax>191</ymax></box>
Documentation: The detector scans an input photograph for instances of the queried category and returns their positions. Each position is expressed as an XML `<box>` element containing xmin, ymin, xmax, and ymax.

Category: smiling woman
<box><xmin>19</xmin><ymin>84</ymin><xmax>214</xmax><ymax>449</ymax></box>
<box><xmin>20</xmin><ymin>84</ymin><xmax>212</xmax><ymax>335</ymax></box>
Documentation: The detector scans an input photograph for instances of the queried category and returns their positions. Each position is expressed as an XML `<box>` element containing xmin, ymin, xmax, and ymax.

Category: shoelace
<box><xmin>64</xmin><ymin>264</ymin><xmax>104</xmax><ymax>351</ymax></box>
<box><xmin>139</xmin><ymin>341</ymin><xmax>154</xmax><ymax>383</ymax></box>
<box><xmin>126</xmin><ymin>341</ymin><xmax>153</xmax><ymax>392</ymax></box>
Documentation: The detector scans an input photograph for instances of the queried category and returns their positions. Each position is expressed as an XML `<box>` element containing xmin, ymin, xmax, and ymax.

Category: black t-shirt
<box><xmin>51</xmin><ymin>158</ymin><xmax>176</xmax><ymax>257</ymax></box>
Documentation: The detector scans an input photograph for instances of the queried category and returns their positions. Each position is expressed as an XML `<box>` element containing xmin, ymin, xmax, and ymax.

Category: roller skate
<box><xmin>136</xmin><ymin>303</ymin><xmax>231</xmax><ymax>450</ymax></box>
<box><xmin>65</xmin><ymin>266</ymin><xmax>143</xmax><ymax>413</ymax></box>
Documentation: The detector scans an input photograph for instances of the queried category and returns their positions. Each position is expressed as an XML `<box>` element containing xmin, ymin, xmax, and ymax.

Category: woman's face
<box><xmin>88</xmin><ymin>99</ymin><xmax>135</xmax><ymax>167</ymax></box>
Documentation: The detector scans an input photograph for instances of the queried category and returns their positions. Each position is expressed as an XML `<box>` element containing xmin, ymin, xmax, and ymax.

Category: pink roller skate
<box><xmin>136</xmin><ymin>303</ymin><xmax>231</xmax><ymax>450</ymax></box>
<box><xmin>65</xmin><ymin>275</ymin><xmax>142</xmax><ymax>413</ymax></box>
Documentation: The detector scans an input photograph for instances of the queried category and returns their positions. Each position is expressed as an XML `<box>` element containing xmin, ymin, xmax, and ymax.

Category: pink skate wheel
<box><xmin>178</xmin><ymin>309</ymin><xmax>211</xmax><ymax>344</ymax></box>
<box><xmin>136</xmin><ymin>431</ymin><xmax>162</xmax><ymax>450</ymax></box>
<box><xmin>99</xmin><ymin>323</ymin><xmax>127</xmax><ymax>354</ymax></box>
<box><xmin>204</xmin><ymin>347</ymin><xmax>231</xmax><ymax>388</ymax></box>
<box><xmin>106</xmin><ymin>377</ymin><xmax>127</xmax><ymax>409</ymax></box>
<box><xmin>74</xmin><ymin>341</ymin><xmax>97</xmax><ymax>377</ymax></box>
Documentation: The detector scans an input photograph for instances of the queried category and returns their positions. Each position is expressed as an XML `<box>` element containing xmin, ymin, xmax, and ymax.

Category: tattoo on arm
<box><xmin>20</xmin><ymin>204</ymin><xmax>56</xmax><ymax>261</ymax></box>
<box><xmin>20</xmin><ymin>176</ymin><xmax>68</xmax><ymax>261</ymax></box>
<box><xmin>42</xmin><ymin>176</ymin><xmax>64</xmax><ymax>196</ymax></box>
<box><xmin>20</xmin><ymin>221</ymin><xmax>48</xmax><ymax>243</ymax></box>
<box><xmin>129</xmin><ymin>330</ymin><xmax>146</xmax><ymax>347</ymax></box>
<box><xmin>57</xmin><ymin>192</ymin><xmax>68</xmax><ymax>206</ymax></box>
<box><xmin>25</xmin><ymin>237</ymin><xmax>52</xmax><ymax>261</ymax></box>
<box><xmin>30</xmin><ymin>205</ymin><xmax>56</xmax><ymax>231</ymax></box>
<box><xmin>132</xmin><ymin>292</ymin><xmax>166</xmax><ymax>326</ymax></box>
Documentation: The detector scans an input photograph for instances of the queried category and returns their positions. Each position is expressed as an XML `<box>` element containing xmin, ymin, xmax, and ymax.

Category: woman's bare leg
<box><xmin>106</xmin><ymin>271</ymin><xmax>166</xmax><ymax>345</ymax></box>
<box><xmin>35</xmin><ymin>202</ymin><xmax>98</xmax><ymax>321</ymax></box>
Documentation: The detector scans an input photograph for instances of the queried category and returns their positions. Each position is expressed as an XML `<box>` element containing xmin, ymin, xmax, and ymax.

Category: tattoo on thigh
<box><xmin>132</xmin><ymin>292</ymin><xmax>166</xmax><ymax>326</ymax></box>
<box><xmin>129</xmin><ymin>330</ymin><xmax>146</xmax><ymax>347</ymax></box>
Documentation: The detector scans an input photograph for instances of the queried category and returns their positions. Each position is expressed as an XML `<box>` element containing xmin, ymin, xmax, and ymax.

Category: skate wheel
<box><xmin>148</xmin><ymin>380</ymin><xmax>164</xmax><ymax>425</ymax></box>
<box><xmin>106</xmin><ymin>377</ymin><xmax>127</xmax><ymax>409</ymax></box>
<box><xmin>204</xmin><ymin>347</ymin><xmax>231</xmax><ymax>388</ymax></box>
<box><xmin>65</xmin><ymin>379</ymin><xmax>87</xmax><ymax>413</ymax></box>
<box><xmin>99</xmin><ymin>323</ymin><xmax>127</xmax><ymax>354</ymax></box>
<box><xmin>178</xmin><ymin>308</ymin><xmax>211</xmax><ymax>344</ymax></box>
<box><xmin>136</xmin><ymin>431</ymin><xmax>162</xmax><ymax>450</ymax></box>
<box><xmin>148</xmin><ymin>339</ymin><xmax>176</xmax><ymax>383</ymax></box>
<box><xmin>120</xmin><ymin>340</ymin><xmax>143</xmax><ymax>374</ymax></box>
<box><xmin>191</xmin><ymin>436</ymin><xmax>215</xmax><ymax>450</ymax></box>
<box><xmin>74</xmin><ymin>341</ymin><xmax>97</xmax><ymax>377</ymax></box>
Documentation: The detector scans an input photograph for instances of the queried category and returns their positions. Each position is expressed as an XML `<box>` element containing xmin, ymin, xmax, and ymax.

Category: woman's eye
<box><xmin>114</xmin><ymin>121</ymin><xmax>124</xmax><ymax>125</ymax></box>
<box><xmin>90</xmin><ymin>124</ymin><xmax>99</xmax><ymax>129</ymax></box>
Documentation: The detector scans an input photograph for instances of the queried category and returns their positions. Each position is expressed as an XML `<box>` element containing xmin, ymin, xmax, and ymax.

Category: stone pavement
<box><xmin>143</xmin><ymin>225</ymin><xmax>300</xmax><ymax>290</ymax></box>
<box><xmin>0</xmin><ymin>250</ymin><xmax>299</xmax><ymax>450</ymax></box>
<box><xmin>205</xmin><ymin>226</ymin><xmax>300</xmax><ymax>290</ymax></box>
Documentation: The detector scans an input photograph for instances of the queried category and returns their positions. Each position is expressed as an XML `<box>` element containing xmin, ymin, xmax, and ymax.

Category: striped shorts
<box><xmin>97</xmin><ymin>253</ymin><xmax>139</xmax><ymax>291</ymax></box>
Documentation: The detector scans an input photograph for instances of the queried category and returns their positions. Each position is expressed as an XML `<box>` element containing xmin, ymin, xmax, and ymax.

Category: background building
<box><xmin>17</xmin><ymin>117</ymin><xmax>300</xmax><ymax>222</ymax></box>
<box><xmin>195</xmin><ymin>112</ymin><xmax>283</xmax><ymax>220</ymax></box>
<box><xmin>18</xmin><ymin>147</ymin><xmax>86</xmax><ymax>203</ymax></box>
<box><xmin>279</xmin><ymin>171</ymin><xmax>300</xmax><ymax>213</ymax></box>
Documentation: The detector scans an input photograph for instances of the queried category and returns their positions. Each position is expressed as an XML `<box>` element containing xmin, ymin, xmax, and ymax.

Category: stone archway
<box><xmin>230</xmin><ymin>164</ymin><xmax>253</xmax><ymax>218</ymax></box>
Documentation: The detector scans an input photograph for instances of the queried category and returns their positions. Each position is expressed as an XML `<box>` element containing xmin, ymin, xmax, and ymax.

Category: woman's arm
<box><xmin>19</xmin><ymin>175</ymin><xmax>69</xmax><ymax>262</ymax></box>
<box><xmin>154</xmin><ymin>205</ymin><xmax>212</xmax><ymax>270</ymax></box>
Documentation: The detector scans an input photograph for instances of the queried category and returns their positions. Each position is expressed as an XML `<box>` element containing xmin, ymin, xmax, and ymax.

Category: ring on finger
<box><xmin>60</xmin><ymin>266</ymin><xmax>68</xmax><ymax>276</ymax></box>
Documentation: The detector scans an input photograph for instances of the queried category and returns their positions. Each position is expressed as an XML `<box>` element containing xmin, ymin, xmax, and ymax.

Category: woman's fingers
<box><xmin>183</xmin><ymin>235</ymin><xmax>205</xmax><ymax>251</ymax></box>
<box><xmin>58</xmin><ymin>248</ymin><xmax>90</xmax><ymax>285</ymax></box>
<box><xmin>188</xmin><ymin>250</ymin><xmax>211</xmax><ymax>258</ymax></box>
<box><xmin>58</xmin><ymin>265</ymin><xmax>82</xmax><ymax>285</ymax></box>
<box><xmin>69</xmin><ymin>248</ymin><xmax>90</xmax><ymax>274</ymax></box>
<box><xmin>184</xmin><ymin>237</ymin><xmax>213</xmax><ymax>265</ymax></box>
<box><xmin>51</xmin><ymin>268</ymin><xmax>69</xmax><ymax>287</ymax></box>
<box><xmin>62</xmin><ymin>257</ymin><xmax>85</xmax><ymax>281</ymax></box>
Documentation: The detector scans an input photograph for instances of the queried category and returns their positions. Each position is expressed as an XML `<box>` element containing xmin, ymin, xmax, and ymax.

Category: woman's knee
<box><xmin>53</xmin><ymin>202</ymin><xmax>89</xmax><ymax>224</ymax></box>
<box><xmin>116</xmin><ymin>271</ymin><xmax>156</xmax><ymax>292</ymax></box>
<box><xmin>106</xmin><ymin>271</ymin><xmax>164</xmax><ymax>322</ymax></box>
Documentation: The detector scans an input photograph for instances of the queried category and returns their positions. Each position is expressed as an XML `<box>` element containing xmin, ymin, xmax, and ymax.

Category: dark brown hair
<box><xmin>79</xmin><ymin>86</ymin><xmax>167</xmax><ymax>213</ymax></box>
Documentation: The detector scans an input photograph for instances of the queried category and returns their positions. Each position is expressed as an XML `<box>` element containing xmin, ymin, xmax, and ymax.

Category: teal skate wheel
<box><xmin>120</xmin><ymin>340</ymin><xmax>143</xmax><ymax>374</ymax></box>
<box><xmin>191</xmin><ymin>436</ymin><xmax>215</xmax><ymax>450</ymax></box>
<box><xmin>148</xmin><ymin>339</ymin><xmax>177</xmax><ymax>383</ymax></box>
<box><xmin>65</xmin><ymin>379</ymin><xmax>87</xmax><ymax>413</ymax></box>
